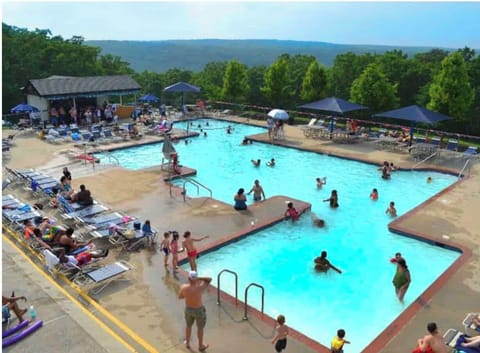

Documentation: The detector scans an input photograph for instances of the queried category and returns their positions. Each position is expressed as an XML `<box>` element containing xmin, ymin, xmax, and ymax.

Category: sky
<box><xmin>2</xmin><ymin>1</ymin><xmax>480</xmax><ymax>48</ymax></box>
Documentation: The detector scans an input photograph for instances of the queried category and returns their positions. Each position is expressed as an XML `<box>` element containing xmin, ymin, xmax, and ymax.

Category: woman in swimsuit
<box><xmin>323</xmin><ymin>190</ymin><xmax>339</xmax><ymax>208</ymax></box>
<box><xmin>234</xmin><ymin>188</ymin><xmax>247</xmax><ymax>210</ymax></box>
<box><xmin>392</xmin><ymin>258</ymin><xmax>411</xmax><ymax>302</ymax></box>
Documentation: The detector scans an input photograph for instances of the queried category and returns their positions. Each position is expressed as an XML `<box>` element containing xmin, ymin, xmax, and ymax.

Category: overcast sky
<box><xmin>2</xmin><ymin>1</ymin><xmax>480</xmax><ymax>48</ymax></box>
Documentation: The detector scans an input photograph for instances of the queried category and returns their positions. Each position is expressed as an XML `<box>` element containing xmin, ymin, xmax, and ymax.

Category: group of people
<box><xmin>267</xmin><ymin>117</ymin><xmax>285</xmax><ymax>140</ymax></box>
<box><xmin>55</xmin><ymin>167</ymin><xmax>94</xmax><ymax>207</ymax></box>
<box><xmin>251</xmin><ymin>158</ymin><xmax>275</xmax><ymax>167</ymax></box>
<box><xmin>49</xmin><ymin>103</ymin><xmax>119</xmax><ymax>127</ymax></box>
<box><xmin>233</xmin><ymin>179</ymin><xmax>267</xmax><ymax>210</ymax></box>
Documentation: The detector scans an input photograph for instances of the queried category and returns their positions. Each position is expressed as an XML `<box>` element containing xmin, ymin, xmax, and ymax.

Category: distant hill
<box><xmin>86</xmin><ymin>39</ymin><xmax>448</xmax><ymax>72</ymax></box>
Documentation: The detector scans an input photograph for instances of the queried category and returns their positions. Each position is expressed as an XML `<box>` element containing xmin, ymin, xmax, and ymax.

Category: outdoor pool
<box><xmin>96</xmin><ymin>118</ymin><xmax>460</xmax><ymax>352</ymax></box>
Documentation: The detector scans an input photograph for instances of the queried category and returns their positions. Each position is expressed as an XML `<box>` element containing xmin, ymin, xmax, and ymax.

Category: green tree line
<box><xmin>3</xmin><ymin>23</ymin><xmax>479</xmax><ymax>135</ymax></box>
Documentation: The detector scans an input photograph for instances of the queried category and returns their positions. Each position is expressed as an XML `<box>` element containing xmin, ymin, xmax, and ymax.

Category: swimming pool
<box><xmin>96</xmin><ymin>118</ymin><xmax>460</xmax><ymax>351</ymax></box>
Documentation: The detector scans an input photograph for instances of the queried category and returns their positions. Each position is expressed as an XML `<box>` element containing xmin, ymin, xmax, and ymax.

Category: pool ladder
<box><xmin>217</xmin><ymin>269</ymin><xmax>265</xmax><ymax>320</ymax></box>
<box><xmin>182</xmin><ymin>178</ymin><xmax>213</xmax><ymax>201</ymax></box>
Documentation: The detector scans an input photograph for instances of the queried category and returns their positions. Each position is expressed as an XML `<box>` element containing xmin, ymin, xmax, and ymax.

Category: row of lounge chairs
<box><xmin>443</xmin><ymin>312</ymin><xmax>480</xmax><ymax>353</ymax></box>
<box><xmin>2</xmin><ymin>168</ymin><xmax>159</xmax><ymax>294</ymax></box>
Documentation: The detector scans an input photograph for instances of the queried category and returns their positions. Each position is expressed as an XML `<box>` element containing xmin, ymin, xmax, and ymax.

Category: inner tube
<box><xmin>2</xmin><ymin>320</ymin><xmax>43</xmax><ymax>348</ymax></box>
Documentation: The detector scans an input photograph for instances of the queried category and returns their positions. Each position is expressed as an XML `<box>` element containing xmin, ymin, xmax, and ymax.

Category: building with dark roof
<box><xmin>23</xmin><ymin>75</ymin><xmax>141</xmax><ymax>122</ymax></box>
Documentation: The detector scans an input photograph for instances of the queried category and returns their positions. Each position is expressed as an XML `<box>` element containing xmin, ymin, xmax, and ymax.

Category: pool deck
<box><xmin>2</xmin><ymin>116</ymin><xmax>480</xmax><ymax>353</ymax></box>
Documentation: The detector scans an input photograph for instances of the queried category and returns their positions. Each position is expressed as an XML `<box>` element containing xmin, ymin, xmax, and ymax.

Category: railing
<box><xmin>458</xmin><ymin>159</ymin><xmax>471</xmax><ymax>179</ymax></box>
<box><xmin>217</xmin><ymin>269</ymin><xmax>238</xmax><ymax>305</ymax></box>
<box><xmin>411</xmin><ymin>151</ymin><xmax>438</xmax><ymax>170</ymax></box>
<box><xmin>182</xmin><ymin>178</ymin><xmax>212</xmax><ymax>201</ymax></box>
<box><xmin>243</xmin><ymin>283</ymin><xmax>264</xmax><ymax>320</ymax></box>
<box><xmin>103</xmin><ymin>151</ymin><xmax>119</xmax><ymax>165</ymax></box>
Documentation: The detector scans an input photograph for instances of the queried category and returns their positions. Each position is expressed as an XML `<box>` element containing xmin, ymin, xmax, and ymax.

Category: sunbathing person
<box><xmin>53</xmin><ymin>227</ymin><xmax>93</xmax><ymax>254</ymax></box>
<box><xmin>71</xmin><ymin>184</ymin><xmax>93</xmax><ymax>206</ymax></box>
<box><xmin>461</xmin><ymin>335</ymin><xmax>480</xmax><ymax>348</ymax></box>
<box><xmin>56</xmin><ymin>247</ymin><xmax>109</xmax><ymax>267</ymax></box>
<box><xmin>314</xmin><ymin>251</ymin><xmax>342</xmax><ymax>273</ymax></box>
<box><xmin>2</xmin><ymin>295</ymin><xmax>28</xmax><ymax>322</ymax></box>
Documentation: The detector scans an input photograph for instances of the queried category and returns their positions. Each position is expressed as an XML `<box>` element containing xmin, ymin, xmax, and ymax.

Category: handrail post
<box><xmin>217</xmin><ymin>269</ymin><xmax>238</xmax><ymax>305</ymax></box>
<box><xmin>458</xmin><ymin>159</ymin><xmax>470</xmax><ymax>179</ymax></box>
<box><xmin>411</xmin><ymin>151</ymin><xmax>437</xmax><ymax>170</ymax></box>
<box><xmin>243</xmin><ymin>283</ymin><xmax>264</xmax><ymax>320</ymax></box>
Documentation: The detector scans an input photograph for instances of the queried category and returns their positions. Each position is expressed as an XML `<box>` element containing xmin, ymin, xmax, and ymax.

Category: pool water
<box><xmin>96</xmin><ymin>119</ymin><xmax>460</xmax><ymax>352</ymax></box>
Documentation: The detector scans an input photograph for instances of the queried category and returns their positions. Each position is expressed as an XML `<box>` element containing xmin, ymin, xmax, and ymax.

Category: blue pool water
<box><xmin>96</xmin><ymin>119</ymin><xmax>460</xmax><ymax>351</ymax></box>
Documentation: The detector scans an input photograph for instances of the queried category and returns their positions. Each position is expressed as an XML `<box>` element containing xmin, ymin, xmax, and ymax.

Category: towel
<box><xmin>43</xmin><ymin>250</ymin><xmax>59</xmax><ymax>270</ymax></box>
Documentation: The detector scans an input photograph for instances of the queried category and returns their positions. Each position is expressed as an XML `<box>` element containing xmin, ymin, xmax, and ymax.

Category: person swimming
<box><xmin>267</xmin><ymin>158</ymin><xmax>275</xmax><ymax>167</ymax></box>
<box><xmin>314</xmin><ymin>251</ymin><xmax>342</xmax><ymax>273</ymax></box>
<box><xmin>251</xmin><ymin>159</ymin><xmax>261</xmax><ymax>167</ymax></box>
<box><xmin>316</xmin><ymin>177</ymin><xmax>327</xmax><ymax>189</ymax></box>
<box><xmin>370</xmin><ymin>188</ymin><xmax>378</xmax><ymax>201</ymax></box>
<box><xmin>323</xmin><ymin>190</ymin><xmax>339</xmax><ymax>208</ymax></box>
<box><xmin>386</xmin><ymin>201</ymin><xmax>397</xmax><ymax>217</ymax></box>
<box><xmin>311</xmin><ymin>212</ymin><xmax>325</xmax><ymax>228</ymax></box>
<box><xmin>427</xmin><ymin>176</ymin><xmax>433</xmax><ymax>183</ymax></box>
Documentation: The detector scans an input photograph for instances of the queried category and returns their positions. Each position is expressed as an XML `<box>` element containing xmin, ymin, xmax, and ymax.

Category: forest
<box><xmin>3</xmin><ymin>23</ymin><xmax>480</xmax><ymax>135</ymax></box>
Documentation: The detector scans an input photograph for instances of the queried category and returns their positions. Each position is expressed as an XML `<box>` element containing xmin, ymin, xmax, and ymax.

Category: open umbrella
<box><xmin>163</xmin><ymin>82</ymin><xmax>201</xmax><ymax>106</ymax></box>
<box><xmin>10</xmin><ymin>103</ymin><xmax>39</xmax><ymax>114</ymax></box>
<box><xmin>298</xmin><ymin>97</ymin><xmax>368</xmax><ymax>115</ymax></box>
<box><xmin>373</xmin><ymin>105</ymin><xmax>453</xmax><ymax>144</ymax></box>
<box><xmin>268</xmin><ymin>109</ymin><xmax>289</xmax><ymax>121</ymax></box>
<box><xmin>138</xmin><ymin>94</ymin><xmax>160</xmax><ymax>103</ymax></box>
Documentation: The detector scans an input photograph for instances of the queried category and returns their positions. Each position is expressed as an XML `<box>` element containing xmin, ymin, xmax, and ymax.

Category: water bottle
<box><xmin>29</xmin><ymin>305</ymin><xmax>37</xmax><ymax>320</ymax></box>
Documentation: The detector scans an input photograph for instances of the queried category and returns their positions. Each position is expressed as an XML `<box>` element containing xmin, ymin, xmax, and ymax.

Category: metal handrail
<box><xmin>103</xmin><ymin>151</ymin><xmax>119</xmax><ymax>165</ymax></box>
<box><xmin>182</xmin><ymin>179</ymin><xmax>213</xmax><ymax>201</ymax></box>
<box><xmin>182</xmin><ymin>180</ymin><xmax>199</xmax><ymax>201</ymax></box>
<box><xmin>217</xmin><ymin>269</ymin><xmax>238</xmax><ymax>305</ymax></box>
<box><xmin>458</xmin><ymin>159</ymin><xmax>470</xmax><ymax>179</ymax></box>
<box><xmin>411</xmin><ymin>151</ymin><xmax>438</xmax><ymax>170</ymax></box>
<box><xmin>243</xmin><ymin>283</ymin><xmax>264</xmax><ymax>320</ymax></box>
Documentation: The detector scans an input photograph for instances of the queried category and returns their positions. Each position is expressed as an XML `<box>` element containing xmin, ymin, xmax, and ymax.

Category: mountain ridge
<box><xmin>85</xmin><ymin>38</ymin><xmax>454</xmax><ymax>72</ymax></box>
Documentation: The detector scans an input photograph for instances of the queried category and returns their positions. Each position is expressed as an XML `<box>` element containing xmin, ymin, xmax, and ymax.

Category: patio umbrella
<box><xmin>373</xmin><ymin>105</ymin><xmax>453</xmax><ymax>145</ymax></box>
<box><xmin>10</xmin><ymin>103</ymin><xmax>39</xmax><ymax>114</ymax></box>
<box><xmin>163</xmin><ymin>82</ymin><xmax>201</xmax><ymax>106</ymax></box>
<box><xmin>138</xmin><ymin>94</ymin><xmax>160</xmax><ymax>103</ymax></box>
<box><xmin>267</xmin><ymin>109</ymin><xmax>289</xmax><ymax>121</ymax></box>
<box><xmin>298</xmin><ymin>97</ymin><xmax>368</xmax><ymax>116</ymax></box>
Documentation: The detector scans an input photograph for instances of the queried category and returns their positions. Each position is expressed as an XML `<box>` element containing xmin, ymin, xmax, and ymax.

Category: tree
<box><xmin>286</xmin><ymin>54</ymin><xmax>316</xmax><ymax>104</ymax></box>
<box><xmin>329</xmin><ymin>52</ymin><xmax>376</xmax><ymax>99</ymax></box>
<box><xmin>221</xmin><ymin>60</ymin><xmax>249</xmax><ymax>102</ymax></box>
<box><xmin>350</xmin><ymin>63</ymin><xmax>398</xmax><ymax>112</ymax></box>
<box><xmin>261</xmin><ymin>56</ymin><xmax>291</xmax><ymax>107</ymax></box>
<box><xmin>428</xmin><ymin>51</ymin><xmax>475</xmax><ymax>120</ymax></box>
<box><xmin>194</xmin><ymin>62</ymin><xmax>227</xmax><ymax>100</ymax></box>
<box><xmin>300</xmin><ymin>60</ymin><xmax>328</xmax><ymax>102</ymax></box>
<box><xmin>247</xmin><ymin>65</ymin><xmax>267</xmax><ymax>106</ymax></box>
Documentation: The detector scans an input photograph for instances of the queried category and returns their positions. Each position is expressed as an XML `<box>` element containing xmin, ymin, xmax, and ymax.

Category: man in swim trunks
<box><xmin>178</xmin><ymin>271</ymin><xmax>211</xmax><ymax>352</ymax></box>
<box><xmin>247</xmin><ymin>179</ymin><xmax>266</xmax><ymax>201</ymax></box>
<box><xmin>314</xmin><ymin>251</ymin><xmax>342</xmax><ymax>274</ymax></box>
<box><xmin>182</xmin><ymin>231</ymin><xmax>209</xmax><ymax>272</ymax></box>
<box><xmin>414</xmin><ymin>322</ymin><xmax>447</xmax><ymax>353</ymax></box>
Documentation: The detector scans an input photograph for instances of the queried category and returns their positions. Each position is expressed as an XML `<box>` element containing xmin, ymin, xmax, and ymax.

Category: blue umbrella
<box><xmin>10</xmin><ymin>103</ymin><xmax>39</xmax><ymax>114</ymax></box>
<box><xmin>163</xmin><ymin>82</ymin><xmax>201</xmax><ymax>106</ymax></box>
<box><xmin>298</xmin><ymin>97</ymin><xmax>368</xmax><ymax>116</ymax></box>
<box><xmin>373</xmin><ymin>105</ymin><xmax>453</xmax><ymax>145</ymax></box>
<box><xmin>138</xmin><ymin>94</ymin><xmax>160</xmax><ymax>103</ymax></box>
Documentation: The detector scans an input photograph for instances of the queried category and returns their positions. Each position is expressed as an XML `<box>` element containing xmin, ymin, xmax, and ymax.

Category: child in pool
<box><xmin>370</xmin><ymin>188</ymin><xmax>378</xmax><ymax>201</ymax></box>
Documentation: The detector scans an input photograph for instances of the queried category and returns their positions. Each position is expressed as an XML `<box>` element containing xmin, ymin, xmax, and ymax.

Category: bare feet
<box><xmin>199</xmin><ymin>344</ymin><xmax>209</xmax><ymax>351</ymax></box>
<box><xmin>183</xmin><ymin>340</ymin><xmax>190</xmax><ymax>349</ymax></box>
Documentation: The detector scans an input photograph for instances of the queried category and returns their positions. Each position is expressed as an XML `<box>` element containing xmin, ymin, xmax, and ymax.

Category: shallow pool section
<box><xmin>184</xmin><ymin>220</ymin><xmax>459</xmax><ymax>352</ymax></box>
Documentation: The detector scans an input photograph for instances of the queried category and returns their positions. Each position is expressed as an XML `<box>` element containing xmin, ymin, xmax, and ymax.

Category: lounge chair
<box><xmin>103</xmin><ymin>129</ymin><xmax>123</xmax><ymax>143</ymax></box>
<box><xmin>446</xmin><ymin>139</ymin><xmax>459</xmax><ymax>152</ymax></box>
<box><xmin>42</xmin><ymin>248</ymin><xmax>109</xmax><ymax>278</ymax></box>
<box><xmin>2</xmin><ymin>179</ymin><xmax>11</xmax><ymax>191</ymax></box>
<box><xmin>4</xmin><ymin>210</ymin><xmax>41</xmax><ymax>223</ymax></box>
<box><xmin>72</xmin><ymin>260</ymin><xmax>133</xmax><ymax>295</ymax></box>
<box><xmin>463</xmin><ymin>147</ymin><xmax>478</xmax><ymax>158</ymax></box>
<box><xmin>108</xmin><ymin>224</ymin><xmax>151</xmax><ymax>250</ymax></box>
<box><xmin>75</xmin><ymin>212</ymin><xmax>127</xmax><ymax>228</ymax></box>
<box><xmin>463</xmin><ymin>313</ymin><xmax>480</xmax><ymax>333</ymax></box>
<box><xmin>62</xmin><ymin>204</ymin><xmax>109</xmax><ymax>220</ymax></box>
<box><xmin>444</xmin><ymin>328</ymin><xmax>480</xmax><ymax>353</ymax></box>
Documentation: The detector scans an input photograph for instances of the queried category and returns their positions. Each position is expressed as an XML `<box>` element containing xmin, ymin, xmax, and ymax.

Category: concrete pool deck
<box><xmin>2</xmin><ymin>116</ymin><xmax>479</xmax><ymax>353</ymax></box>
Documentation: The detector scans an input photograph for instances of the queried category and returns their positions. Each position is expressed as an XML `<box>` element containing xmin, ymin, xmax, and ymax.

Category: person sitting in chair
<box><xmin>56</xmin><ymin>247</ymin><xmax>109</xmax><ymax>267</ymax></box>
<box><xmin>71</xmin><ymin>184</ymin><xmax>93</xmax><ymax>206</ymax></box>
